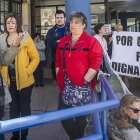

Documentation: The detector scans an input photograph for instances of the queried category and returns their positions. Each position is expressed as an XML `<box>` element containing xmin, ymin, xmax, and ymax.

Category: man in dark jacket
<box><xmin>46</xmin><ymin>10</ymin><xmax>70</xmax><ymax>86</ymax></box>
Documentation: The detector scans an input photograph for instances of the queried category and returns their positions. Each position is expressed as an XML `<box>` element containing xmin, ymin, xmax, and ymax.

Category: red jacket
<box><xmin>55</xmin><ymin>32</ymin><xmax>103</xmax><ymax>93</ymax></box>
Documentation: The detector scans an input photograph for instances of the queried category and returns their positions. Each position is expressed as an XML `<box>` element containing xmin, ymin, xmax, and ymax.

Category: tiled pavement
<box><xmin>2</xmin><ymin>77</ymin><xmax>140</xmax><ymax>140</ymax></box>
<box><xmin>3</xmin><ymin>79</ymin><xmax>69</xmax><ymax>140</ymax></box>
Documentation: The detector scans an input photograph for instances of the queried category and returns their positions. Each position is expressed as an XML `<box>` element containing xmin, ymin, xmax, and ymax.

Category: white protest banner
<box><xmin>104</xmin><ymin>24</ymin><xmax>111</xmax><ymax>35</ymax></box>
<box><xmin>111</xmin><ymin>31</ymin><xmax>140</xmax><ymax>78</ymax></box>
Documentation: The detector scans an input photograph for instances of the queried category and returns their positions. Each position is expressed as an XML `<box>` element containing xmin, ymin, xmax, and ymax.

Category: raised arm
<box><xmin>0</xmin><ymin>34</ymin><xmax>24</xmax><ymax>66</ymax></box>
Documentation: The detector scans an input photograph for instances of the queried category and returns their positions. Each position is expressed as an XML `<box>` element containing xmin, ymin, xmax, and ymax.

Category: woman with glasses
<box><xmin>108</xmin><ymin>94</ymin><xmax>140</xmax><ymax>140</ymax></box>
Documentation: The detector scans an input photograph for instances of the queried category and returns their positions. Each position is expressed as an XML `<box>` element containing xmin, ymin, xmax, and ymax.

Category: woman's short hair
<box><xmin>115</xmin><ymin>95</ymin><xmax>140</xmax><ymax>122</ymax></box>
<box><xmin>5</xmin><ymin>13</ymin><xmax>22</xmax><ymax>34</ymax></box>
<box><xmin>34</xmin><ymin>33</ymin><xmax>41</xmax><ymax>38</ymax></box>
<box><xmin>70</xmin><ymin>12</ymin><xmax>88</xmax><ymax>31</ymax></box>
<box><xmin>94</xmin><ymin>23</ymin><xmax>104</xmax><ymax>34</ymax></box>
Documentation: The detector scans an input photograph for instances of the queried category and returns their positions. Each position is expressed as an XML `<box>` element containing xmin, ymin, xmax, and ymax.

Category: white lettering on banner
<box><xmin>111</xmin><ymin>31</ymin><xmax>140</xmax><ymax>78</ymax></box>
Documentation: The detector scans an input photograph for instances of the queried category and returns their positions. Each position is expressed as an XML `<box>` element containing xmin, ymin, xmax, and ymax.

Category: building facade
<box><xmin>0</xmin><ymin>0</ymin><xmax>140</xmax><ymax>37</ymax></box>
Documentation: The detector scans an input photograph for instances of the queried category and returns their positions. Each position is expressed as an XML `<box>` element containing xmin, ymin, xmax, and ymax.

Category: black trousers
<box><xmin>51</xmin><ymin>62</ymin><xmax>56</xmax><ymax>80</ymax></box>
<box><xmin>9</xmin><ymin>83</ymin><xmax>34</xmax><ymax>140</ymax></box>
<box><xmin>58</xmin><ymin>93</ymin><xmax>87</xmax><ymax>140</ymax></box>
<box><xmin>34</xmin><ymin>61</ymin><xmax>44</xmax><ymax>84</ymax></box>
<box><xmin>0</xmin><ymin>106</ymin><xmax>5</xmax><ymax>140</ymax></box>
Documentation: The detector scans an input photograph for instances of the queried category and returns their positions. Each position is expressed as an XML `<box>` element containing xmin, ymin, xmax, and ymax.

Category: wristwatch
<box><xmin>84</xmin><ymin>79</ymin><xmax>90</xmax><ymax>84</ymax></box>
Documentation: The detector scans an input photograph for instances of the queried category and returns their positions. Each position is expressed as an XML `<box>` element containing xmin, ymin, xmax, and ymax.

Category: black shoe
<box><xmin>11</xmin><ymin>136</ymin><xmax>20</xmax><ymax>140</ymax></box>
<box><xmin>35</xmin><ymin>84</ymin><xmax>38</xmax><ymax>87</ymax></box>
<box><xmin>40</xmin><ymin>83</ymin><xmax>44</xmax><ymax>87</ymax></box>
<box><xmin>2</xmin><ymin>111</ymin><xmax>5</xmax><ymax>117</ymax></box>
<box><xmin>21</xmin><ymin>137</ymin><xmax>27</xmax><ymax>140</ymax></box>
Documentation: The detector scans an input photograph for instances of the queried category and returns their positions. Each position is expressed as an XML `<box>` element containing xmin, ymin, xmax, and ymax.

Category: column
<box><xmin>65</xmin><ymin>0</ymin><xmax>91</xmax><ymax>35</ymax></box>
<box><xmin>116</xmin><ymin>10</ymin><xmax>119</xmax><ymax>24</ymax></box>
<box><xmin>105</xmin><ymin>0</ymin><xmax>110</xmax><ymax>24</ymax></box>
<box><xmin>22</xmin><ymin>0</ymin><xmax>31</xmax><ymax>35</ymax></box>
<box><xmin>121</xmin><ymin>18</ymin><xmax>127</xmax><ymax>31</ymax></box>
<box><xmin>139</xmin><ymin>21</ymin><xmax>140</xmax><ymax>32</ymax></box>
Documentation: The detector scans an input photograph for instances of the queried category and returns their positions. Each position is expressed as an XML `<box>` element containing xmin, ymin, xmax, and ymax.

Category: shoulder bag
<box><xmin>62</xmin><ymin>43</ymin><xmax>92</xmax><ymax>106</ymax></box>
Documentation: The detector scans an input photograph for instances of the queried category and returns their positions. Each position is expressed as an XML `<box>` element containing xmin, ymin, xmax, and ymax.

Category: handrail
<box><xmin>0</xmin><ymin>74</ymin><xmax>120</xmax><ymax>140</ymax></box>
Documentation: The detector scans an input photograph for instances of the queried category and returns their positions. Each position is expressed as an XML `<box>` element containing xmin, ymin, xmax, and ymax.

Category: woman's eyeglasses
<box><xmin>129</xmin><ymin>107</ymin><xmax>140</xmax><ymax>113</ymax></box>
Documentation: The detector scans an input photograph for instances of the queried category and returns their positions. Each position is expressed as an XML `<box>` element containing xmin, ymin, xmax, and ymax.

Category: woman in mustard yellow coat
<box><xmin>1</xmin><ymin>13</ymin><xmax>39</xmax><ymax>140</ymax></box>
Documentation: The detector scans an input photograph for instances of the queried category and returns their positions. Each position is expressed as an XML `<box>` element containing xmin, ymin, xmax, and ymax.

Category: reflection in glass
<box><xmin>41</xmin><ymin>8</ymin><xmax>56</xmax><ymax>26</ymax></box>
<box><xmin>58</xmin><ymin>6</ymin><xmax>65</xmax><ymax>12</ymax></box>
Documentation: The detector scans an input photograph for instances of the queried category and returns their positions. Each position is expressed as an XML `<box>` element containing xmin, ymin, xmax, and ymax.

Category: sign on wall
<box><xmin>111</xmin><ymin>31</ymin><xmax>140</xmax><ymax>78</ymax></box>
<box><xmin>104</xmin><ymin>24</ymin><xmax>111</xmax><ymax>35</ymax></box>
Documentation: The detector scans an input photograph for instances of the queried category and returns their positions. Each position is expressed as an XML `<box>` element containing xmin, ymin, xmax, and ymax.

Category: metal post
<box><xmin>31</xmin><ymin>0</ymin><xmax>35</xmax><ymax>38</ymax></box>
<box><xmin>65</xmin><ymin>0</ymin><xmax>91</xmax><ymax>35</ymax></box>
<box><xmin>9</xmin><ymin>0</ymin><xmax>13</xmax><ymax>12</ymax></box>
<box><xmin>139</xmin><ymin>21</ymin><xmax>140</xmax><ymax>32</ymax></box>
<box><xmin>116</xmin><ymin>10</ymin><xmax>119</xmax><ymax>24</ymax></box>
<box><xmin>121</xmin><ymin>18</ymin><xmax>127</xmax><ymax>31</ymax></box>
<box><xmin>101</xmin><ymin>83</ymin><xmax>108</xmax><ymax>140</ymax></box>
<box><xmin>135</xmin><ymin>19</ymin><xmax>137</xmax><ymax>32</ymax></box>
<box><xmin>105</xmin><ymin>0</ymin><xmax>110</xmax><ymax>24</ymax></box>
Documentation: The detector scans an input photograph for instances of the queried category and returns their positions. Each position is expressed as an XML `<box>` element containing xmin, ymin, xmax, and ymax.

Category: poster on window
<box><xmin>111</xmin><ymin>31</ymin><xmax>140</xmax><ymax>78</ymax></box>
<box><xmin>104</xmin><ymin>24</ymin><xmax>111</xmax><ymax>35</ymax></box>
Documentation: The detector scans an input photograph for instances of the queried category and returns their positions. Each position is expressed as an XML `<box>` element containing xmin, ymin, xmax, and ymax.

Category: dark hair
<box><xmin>55</xmin><ymin>10</ymin><xmax>66</xmax><ymax>17</ymax></box>
<box><xmin>94</xmin><ymin>23</ymin><xmax>104</xmax><ymax>34</ymax></box>
<box><xmin>34</xmin><ymin>32</ymin><xmax>41</xmax><ymax>38</ymax></box>
<box><xmin>70</xmin><ymin>12</ymin><xmax>88</xmax><ymax>31</ymax></box>
<box><xmin>5</xmin><ymin>13</ymin><xmax>22</xmax><ymax>33</ymax></box>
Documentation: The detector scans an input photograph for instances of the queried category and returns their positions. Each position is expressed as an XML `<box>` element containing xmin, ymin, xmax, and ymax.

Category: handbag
<box><xmin>0</xmin><ymin>72</ymin><xmax>5</xmax><ymax>106</ymax></box>
<box><xmin>62</xmin><ymin>43</ymin><xmax>92</xmax><ymax>106</ymax></box>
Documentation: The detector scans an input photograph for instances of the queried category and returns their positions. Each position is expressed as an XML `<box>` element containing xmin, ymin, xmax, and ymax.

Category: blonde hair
<box><xmin>115</xmin><ymin>95</ymin><xmax>140</xmax><ymax>122</ymax></box>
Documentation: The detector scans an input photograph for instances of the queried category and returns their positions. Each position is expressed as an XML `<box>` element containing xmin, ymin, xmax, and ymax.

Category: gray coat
<box><xmin>34</xmin><ymin>39</ymin><xmax>46</xmax><ymax>61</ymax></box>
<box><xmin>0</xmin><ymin>36</ymin><xmax>19</xmax><ymax>66</ymax></box>
<box><xmin>0</xmin><ymin>35</ymin><xmax>20</xmax><ymax>105</ymax></box>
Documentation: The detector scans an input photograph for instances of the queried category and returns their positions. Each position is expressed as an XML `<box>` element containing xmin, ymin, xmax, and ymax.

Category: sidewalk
<box><xmin>3</xmin><ymin>79</ymin><xmax>69</xmax><ymax>140</ymax></box>
<box><xmin>2</xmin><ymin>77</ymin><xmax>140</xmax><ymax>140</ymax></box>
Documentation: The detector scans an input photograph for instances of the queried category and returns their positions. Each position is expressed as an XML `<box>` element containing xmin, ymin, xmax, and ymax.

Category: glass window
<box><xmin>1</xmin><ymin>12</ymin><xmax>5</xmax><ymax>25</ymax></box>
<box><xmin>4</xmin><ymin>1</ymin><xmax>8</xmax><ymax>11</ymax></box>
<box><xmin>1</xmin><ymin>0</ymin><xmax>5</xmax><ymax>11</ymax></box>
<box><xmin>12</xmin><ymin>3</ymin><xmax>16</xmax><ymax>13</ymax></box>
<box><xmin>58</xmin><ymin>6</ymin><xmax>65</xmax><ymax>12</ymax></box>
<box><xmin>91</xmin><ymin>4</ymin><xmax>105</xmax><ymax>33</ymax></box>
<box><xmin>41</xmin><ymin>7</ymin><xmax>56</xmax><ymax>27</ymax></box>
<box><xmin>35</xmin><ymin>7</ymin><xmax>56</xmax><ymax>38</ymax></box>
<box><xmin>0</xmin><ymin>0</ymin><xmax>21</xmax><ymax>32</ymax></box>
<box><xmin>91</xmin><ymin>4</ymin><xmax>105</xmax><ymax>24</ymax></box>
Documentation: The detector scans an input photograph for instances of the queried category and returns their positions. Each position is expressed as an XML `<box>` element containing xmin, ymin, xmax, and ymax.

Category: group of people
<box><xmin>0</xmin><ymin>9</ymin><xmax>139</xmax><ymax>140</ymax></box>
<box><xmin>46</xmin><ymin>10</ymin><xmax>140</xmax><ymax>140</ymax></box>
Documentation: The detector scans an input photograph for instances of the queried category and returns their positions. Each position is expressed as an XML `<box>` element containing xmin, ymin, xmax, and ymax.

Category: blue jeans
<box><xmin>34</xmin><ymin>61</ymin><xmax>44</xmax><ymax>84</ymax></box>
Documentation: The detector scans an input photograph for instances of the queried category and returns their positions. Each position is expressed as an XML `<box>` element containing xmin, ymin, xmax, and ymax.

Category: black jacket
<box><xmin>46</xmin><ymin>24</ymin><xmax>70</xmax><ymax>61</ymax></box>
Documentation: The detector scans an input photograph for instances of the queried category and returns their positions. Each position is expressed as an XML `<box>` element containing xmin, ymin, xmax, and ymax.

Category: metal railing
<box><xmin>0</xmin><ymin>74</ymin><xmax>120</xmax><ymax>140</ymax></box>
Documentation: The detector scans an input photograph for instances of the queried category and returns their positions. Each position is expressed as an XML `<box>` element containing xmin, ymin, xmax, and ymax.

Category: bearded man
<box><xmin>46</xmin><ymin>10</ymin><xmax>70</xmax><ymax>85</ymax></box>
